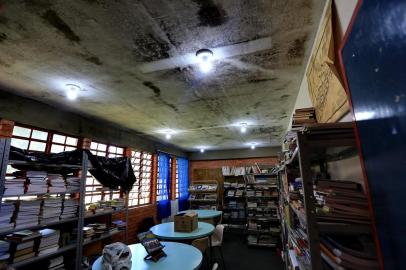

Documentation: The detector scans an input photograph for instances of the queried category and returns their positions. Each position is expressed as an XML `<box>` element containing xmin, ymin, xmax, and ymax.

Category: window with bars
<box><xmin>11</xmin><ymin>125</ymin><xmax>49</xmax><ymax>152</ymax></box>
<box><xmin>128</xmin><ymin>151</ymin><xmax>152</xmax><ymax>207</ymax></box>
<box><xmin>85</xmin><ymin>141</ymin><xmax>125</xmax><ymax>204</ymax></box>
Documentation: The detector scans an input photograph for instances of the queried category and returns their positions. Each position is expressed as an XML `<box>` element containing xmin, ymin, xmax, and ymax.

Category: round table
<box><xmin>92</xmin><ymin>242</ymin><xmax>202</xmax><ymax>270</ymax></box>
<box><xmin>150</xmin><ymin>222</ymin><xmax>215</xmax><ymax>240</ymax></box>
<box><xmin>178</xmin><ymin>209</ymin><xmax>222</xmax><ymax>219</ymax></box>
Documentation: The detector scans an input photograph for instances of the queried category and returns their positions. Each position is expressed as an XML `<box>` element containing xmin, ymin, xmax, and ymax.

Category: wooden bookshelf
<box><xmin>278</xmin><ymin>123</ymin><xmax>380</xmax><ymax>270</ymax></box>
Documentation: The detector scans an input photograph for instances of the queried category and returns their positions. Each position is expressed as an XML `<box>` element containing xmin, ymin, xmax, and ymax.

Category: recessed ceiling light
<box><xmin>65</xmin><ymin>84</ymin><xmax>80</xmax><ymax>101</ymax></box>
<box><xmin>196</xmin><ymin>49</ymin><xmax>213</xmax><ymax>73</ymax></box>
<box><xmin>240</xmin><ymin>123</ymin><xmax>248</xmax><ymax>133</ymax></box>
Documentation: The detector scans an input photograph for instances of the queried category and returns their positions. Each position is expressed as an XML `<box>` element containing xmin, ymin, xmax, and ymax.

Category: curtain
<box><xmin>157</xmin><ymin>152</ymin><xmax>171</xmax><ymax>219</ymax></box>
<box><xmin>177</xmin><ymin>157</ymin><xmax>189</xmax><ymax>211</ymax></box>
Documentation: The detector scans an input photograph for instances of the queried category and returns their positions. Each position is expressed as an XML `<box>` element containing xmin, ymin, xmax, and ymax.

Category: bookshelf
<box><xmin>188</xmin><ymin>180</ymin><xmax>220</xmax><ymax>210</ymax></box>
<box><xmin>245</xmin><ymin>173</ymin><xmax>280</xmax><ymax>247</ymax></box>
<box><xmin>222</xmin><ymin>174</ymin><xmax>246</xmax><ymax>231</ymax></box>
<box><xmin>278</xmin><ymin>123</ymin><xmax>380</xmax><ymax>270</ymax></box>
<box><xmin>0</xmin><ymin>138</ymin><xmax>129</xmax><ymax>270</ymax></box>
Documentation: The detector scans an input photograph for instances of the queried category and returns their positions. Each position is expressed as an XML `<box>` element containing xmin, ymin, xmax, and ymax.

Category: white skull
<box><xmin>101</xmin><ymin>242</ymin><xmax>132</xmax><ymax>270</ymax></box>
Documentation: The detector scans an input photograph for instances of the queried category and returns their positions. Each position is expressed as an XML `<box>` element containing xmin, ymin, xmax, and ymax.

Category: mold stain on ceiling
<box><xmin>0</xmin><ymin>0</ymin><xmax>325</xmax><ymax>151</ymax></box>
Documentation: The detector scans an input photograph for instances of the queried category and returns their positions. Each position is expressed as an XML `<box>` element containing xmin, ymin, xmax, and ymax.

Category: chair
<box><xmin>211</xmin><ymin>225</ymin><xmax>226</xmax><ymax>270</ymax></box>
<box><xmin>192</xmin><ymin>237</ymin><xmax>209</xmax><ymax>269</ymax></box>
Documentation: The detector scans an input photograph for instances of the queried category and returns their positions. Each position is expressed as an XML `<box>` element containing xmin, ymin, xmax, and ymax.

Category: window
<box><xmin>85</xmin><ymin>141</ymin><xmax>125</xmax><ymax>204</ymax></box>
<box><xmin>50</xmin><ymin>133</ymin><xmax>79</xmax><ymax>153</ymax></box>
<box><xmin>156</xmin><ymin>153</ymin><xmax>170</xmax><ymax>202</ymax></box>
<box><xmin>128</xmin><ymin>151</ymin><xmax>153</xmax><ymax>207</ymax></box>
<box><xmin>11</xmin><ymin>125</ymin><xmax>49</xmax><ymax>152</ymax></box>
<box><xmin>175</xmin><ymin>162</ymin><xmax>179</xmax><ymax>198</ymax></box>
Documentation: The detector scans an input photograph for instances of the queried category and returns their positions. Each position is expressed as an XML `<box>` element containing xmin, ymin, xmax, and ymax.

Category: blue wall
<box><xmin>342</xmin><ymin>1</ymin><xmax>406</xmax><ymax>269</ymax></box>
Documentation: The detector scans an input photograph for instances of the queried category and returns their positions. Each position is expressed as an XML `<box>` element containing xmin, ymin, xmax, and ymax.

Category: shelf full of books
<box><xmin>188</xmin><ymin>180</ymin><xmax>219</xmax><ymax>210</ymax></box>
<box><xmin>244</xmin><ymin>173</ymin><xmax>280</xmax><ymax>247</ymax></box>
<box><xmin>277</xmin><ymin>123</ymin><xmax>381</xmax><ymax>270</ymax></box>
<box><xmin>0</xmin><ymin>139</ymin><xmax>128</xmax><ymax>270</ymax></box>
<box><xmin>222</xmin><ymin>172</ymin><xmax>246</xmax><ymax>231</ymax></box>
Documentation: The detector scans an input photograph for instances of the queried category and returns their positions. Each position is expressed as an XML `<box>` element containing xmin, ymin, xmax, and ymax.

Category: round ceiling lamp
<box><xmin>196</xmin><ymin>49</ymin><xmax>214</xmax><ymax>73</ymax></box>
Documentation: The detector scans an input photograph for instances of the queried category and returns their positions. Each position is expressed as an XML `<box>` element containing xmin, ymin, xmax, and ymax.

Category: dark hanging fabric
<box><xmin>87</xmin><ymin>154</ymin><xmax>137</xmax><ymax>193</ymax></box>
<box><xmin>156</xmin><ymin>152</ymin><xmax>171</xmax><ymax>219</ymax></box>
<box><xmin>8</xmin><ymin>146</ymin><xmax>137</xmax><ymax>192</ymax></box>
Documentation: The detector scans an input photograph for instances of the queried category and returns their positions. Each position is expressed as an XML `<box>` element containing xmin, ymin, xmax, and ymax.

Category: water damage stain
<box><xmin>287</xmin><ymin>36</ymin><xmax>307</xmax><ymax>59</ymax></box>
<box><xmin>42</xmin><ymin>10</ymin><xmax>80</xmax><ymax>43</ymax></box>
<box><xmin>247</xmin><ymin>77</ymin><xmax>277</xmax><ymax>84</ymax></box>
<box><xmin>143</xmin><ymin>81</ymin><xmax>161</xmax><ymax>97</ymax></box>
<box><xmin>194</xmin><ymin>0</ymin><xmax>227</xmax><ymax>27</ymax></box>
<box><xmin>0</xmin><ymin>33</ymin><xmax>7</xmax><ymax>43</ymax></box>
<box><xmin>280</xmin><ymin>94</ymin><xmax>290</xmax><ymax>99</ymax></box>
<box><xmin>133</xmin><ymin>33</ymin><xmax>170</xmax><ymax>61</ymax></box>
<box><xmin>85</xmin><ymin>56</ymin><xmax>103</xmax><ymax>66</ymax></box>
<box><xmin>143</xmin><ymin>81</ymin><xmax>179</xmax><ymax>112</ymax></box>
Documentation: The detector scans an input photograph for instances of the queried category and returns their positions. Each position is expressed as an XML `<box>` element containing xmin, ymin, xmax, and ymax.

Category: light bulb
<box><xmin>200</xmin><ymin>61</ymin><xmax>212</xmax><ymax>73</ymax></box>
<box><xmin>165</xmin><ymin>133</ymin><xmax>172</xmax><ymax>140</ymax></box>
<box><xmin>200</xmin><ymin>148</ymin><xmax>205</xmax><ymax>153</ymax></box>
<box><xmin>251</xmin><ymin>144</ymin><xmax>256</xmax><ymax>150</ymax></box>
<box><xmin>240</xmin><ymin>123</ymin><xmax>247</xmax><ymax>133</ymax></box>
<box><xmin>66</xmin><ymin>84</ymin><xmax>80</xmax><ymax>101</ymax></box>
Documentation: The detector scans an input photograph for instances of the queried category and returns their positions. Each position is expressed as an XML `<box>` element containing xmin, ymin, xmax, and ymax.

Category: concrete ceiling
<box><xmin>0</xmin><ymin>0</ymin><xmax>324</xmax><ymax>151</ymax></box>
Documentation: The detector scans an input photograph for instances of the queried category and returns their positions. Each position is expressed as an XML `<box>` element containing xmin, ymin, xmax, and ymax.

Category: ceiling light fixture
<box><xmin>200</xmin><ymin>148</ymin><xmax>205</xmax><ymax>153</ymax></box>
<box><xmin>240</xmin><ymin>123</ymin><xmax>248</xmax><ymax>133</ymax></box>
<box><xmin>165</xmin><ymin>133</ymin><xmax>172</xmax><ymax>140</ymax></box>
<box><xmin>65</xmin><ymin>84</ymin><xmax>80</xmax><ymax>101</ymax></box>
<box><xmin>196</xmin><ymin>48</ymin><xmax>213</xmax><ymax>73</ymax></box>
<box><xmin>249</xmin><ymin>142</ymin><xmax>258</xmax><ymax>150</ymax></box>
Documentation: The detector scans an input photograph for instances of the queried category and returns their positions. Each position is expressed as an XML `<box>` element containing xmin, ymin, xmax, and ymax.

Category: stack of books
<box><xmin>82</xmin><ymin>227</ymin><xmax>95</xmax><ymax>239</ymax></box>
<box><xmin>38</xmin><ymin>229</ymin><xmax>60</xmax><ymax>255</ymax></box>
<box><xmin>65</xmin><ymin>176</ymin><xmax>80</xmax><ymax>193</ymax></box>
<box><xmin>87</xmin><ymin>223</ymin><xmax>108</xmax><ymax>237</ymax></box>
<box><xmin>0</xmin><ymin>240</ymin><xmax>10</xmax><ymax>262</ymax></box>
<box><xmin>112</xmin><ymin>220</ymin><xmax>126</xmax><ymax>231</ymax></box>
<box><xmin>110</xmin><ymin>198</ymin><xmax>125</xmax><ymax>210</ymax></box>
<box><xmin>0</xmin><ymin>202</ymin><xmax>15</xmax><ymax>232</ymax></box>
<box><xmin>6</xmin><ymin>230</ymin><xmax>41</xmax><ymax>263</ymax></box>
<box><xmin>3</xmin><ymin>178</ymin><xmax>25</xmax><ymax>196</ymax></box>
<box><xmin>40</xmin><ymin>197</ymin><xmax>63</xmax><ymax>224</ymax></box>
<box><xmin>60</xmin><ymin>198</ymin><xmax>78</xmax><ymax>220</ymax></box>
<box><xmin>320</xmin><ymin>234</ymin><xmax>378</xmax><ymax>269</ymax></box>
<box><xmin>15</xmin><ymin>199</ymin><xmax>42</xmax><ymax>229</ymax></box>
<box><xmin>48</xmin><ymin>256</ymin><xmax>64</xmax><ymax>270</ymax></box>
<box><xmin>222</xmin><ymin>166</ymin><xmax>246</xmax><ymax>176</ymax></box>
<box><xmin>314</xmin><ymin>180</ymin><xmax>370</xmax><ymax>224</ymax></box>
<box><xmin>26</xmin><ymin>171</ymin><xmax>48</xmax><ymax>194</ymax></box>
<box><xmin>47</xmin><ymin>174</ymin><xmax>66</xmax><ymax>193</ymax></box>
<box><xmin>291</xmin><ymin>107</ymin><xmax>317</xmax><ymax>128</ymax></box>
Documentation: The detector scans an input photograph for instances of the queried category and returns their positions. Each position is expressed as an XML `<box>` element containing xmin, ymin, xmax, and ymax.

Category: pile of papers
<box><xmin>3</xmin><ymin>178</ymin><xmax>25</xmax><ymax>196</ymax></box>
<box><xmin>65</xmin><ymin>176</ymin><xmax>80</xmax><ymax>193</ymax></box>
<box><xmin>26</xmin><ymin>171</ymin><xmax>48</xmax><ymax>194</ymax></box>
<box><xmin>6</xmin><ymin>230</ymin><xmax>41</xmax><ymax>263</ymax></box>
<box><xmin>0</xmin><ymin>240</ymin><xmax>10</xmax><ymax>262</ymax></box>
<box><xmin>39</xmin><ymin>229</ymin><xmax>60</xmax><ymax>255</ymax></box>
<box><xmin>40</xmin><ymin>197</ymin><xmax>63</xmax><ymax>224</ymax></box>
<box><xmin>48</xmin><ymin>174</ymin><xmax>66</xmax><ymax>193</ymax></box>
<box><xmin>15</xmin><ymin>199</ymin><xmax>42</xmax><ymax>229</ymax></box>
<box><xmin>60</xmin><ymin>198</ymin><xmax>78</xmax><ymax>219</ymax></box>
<box><xmin>87</xmin><ymin>223</ymin><xmax>108</xmax><ymax>237</ymax></box>
<box><xmin>0</xmin><ymin>202</ymin><xmax>15</xmax><ymax>232</ymax></box>
<box><xmin>48</xmin><ymin>256</ymin><xmax>64</xmax><ymax>270</ymax></box>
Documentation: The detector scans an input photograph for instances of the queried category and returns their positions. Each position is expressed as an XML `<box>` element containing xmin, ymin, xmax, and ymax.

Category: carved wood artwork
<box><xmin>306</xmin><ymin>1</ymin><xmax>350</xmax><ymax>123</ymax></box>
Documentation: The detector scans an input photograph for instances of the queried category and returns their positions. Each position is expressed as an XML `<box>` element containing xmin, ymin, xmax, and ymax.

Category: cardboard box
<box><xmin>174</xmin><ymin>211</ymin><xmax>198</xmax><ymax>232</ymax></box>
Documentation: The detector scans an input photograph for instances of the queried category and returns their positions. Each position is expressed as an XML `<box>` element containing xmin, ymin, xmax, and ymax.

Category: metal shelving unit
<box><xmin>222</xmin><ymin>175</ymin><xmax>246</xmax><ymax>231</ymax></box>
<box><xmin>0</xmin><ymin>140</ymin><xmax>129</xmax><ymax>270</ymax></box>
<box><xmin>245</xmin><ymin>173</ymin><xmax>280</xmax><ymax>247</ymax></box>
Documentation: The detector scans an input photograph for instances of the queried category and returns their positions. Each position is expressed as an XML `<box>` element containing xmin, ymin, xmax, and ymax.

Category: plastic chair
<box><xmin>211</xmin><ymin>225</ymin><xmax>226</xmax><ymax>270</ymax></box>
